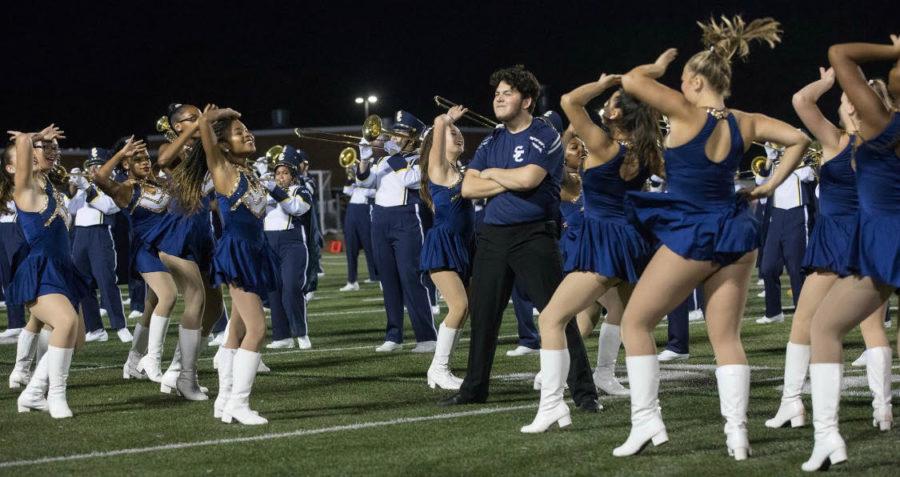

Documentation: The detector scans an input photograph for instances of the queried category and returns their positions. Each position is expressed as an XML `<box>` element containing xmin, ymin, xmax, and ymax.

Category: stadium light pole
<box><xmin>355</xmin><ymin>95</ymin><xmax>378</xmax><ymax>119</ymax></box>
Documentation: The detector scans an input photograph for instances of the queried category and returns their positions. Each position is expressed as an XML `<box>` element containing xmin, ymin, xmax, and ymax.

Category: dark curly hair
<box><xmin>490</xmin><ymin>65</ymin><xmax>542</xmax><ymax>113</ymax></box>
<box><xmin>608</xmin><ymin>89</ymin><xmax>664</xmax><ymax>178</ymax></box>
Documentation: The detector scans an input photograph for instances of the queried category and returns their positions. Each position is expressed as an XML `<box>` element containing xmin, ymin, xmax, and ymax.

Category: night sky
<box><xmin>2</xmin><ymin>0</ymin><xmax>896</xmax><ymax>150</ymax></box>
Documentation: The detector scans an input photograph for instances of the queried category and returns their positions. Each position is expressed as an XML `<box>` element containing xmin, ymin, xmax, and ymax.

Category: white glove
<box><xmin>261</xmin><ymin>180</ymin><xmax>276</xmax><ymax>191</ymax></box>
<box><xmin>383</xmin><ymin>140</ymin><xmax>401</xmax><ymax>156</ymax></box>
<box><xmin>72</xmin><ymin>175</ymin><xmax>89</xmax><ymax>190</ymax></box>
<box><xmin>254</xmin><ymin>160</ymin><xmax>268</xmax><ymax>177</ymax></box>
<box><xmin>764</xmin><ymin>142</ymin><xmax>784</xmax><ymax>160</ymax></box>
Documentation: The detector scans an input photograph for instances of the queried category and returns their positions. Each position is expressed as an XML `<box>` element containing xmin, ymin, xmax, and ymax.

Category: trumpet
<box><xmin>156</xmin><ymin>116</ymin><xmax>177</xmax><ymax>143</ymax></box>
<box><xmin>433</xmin><ymin>96</ymin><xmax>498</xmax><ymax>128</ymax></box>
<box><xmin>265</xmin><ymin>145</ymin><xmax>282</xmax><ymax>171</ymax></box>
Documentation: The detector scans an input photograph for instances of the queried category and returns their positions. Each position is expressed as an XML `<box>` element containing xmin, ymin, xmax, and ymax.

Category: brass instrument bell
<box><xmin>265</xmin><ymin>145</ymin><xmax>284</xmax><ymax>171</ymax></box>
<box><xmin>156</xmin><ymin>116</ymin><xmax>177</xmax><ymax>143</ymax></box>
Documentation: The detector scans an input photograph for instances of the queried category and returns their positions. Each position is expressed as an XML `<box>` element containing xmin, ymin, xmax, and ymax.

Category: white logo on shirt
<box><xmin>513</xmin><ymin>145</ymin><xmax>525</xmax><ymax>162</ymax></box>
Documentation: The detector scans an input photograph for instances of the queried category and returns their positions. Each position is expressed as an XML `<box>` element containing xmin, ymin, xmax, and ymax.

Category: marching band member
<box><xmin>356</xmin><ymin>110</ymin><xmax>437</xmax><ymax>353</ymax></box>
<box><xmin>298</xmin><ymin>154</ymin><xmax>323</xmax><ymax>300</ymax></box>
<box><xmin>340</xmin><ymin>160</ymin><xmax>377</xmax><ymax>291</ymax></box>
<box><xmin>262</xmin><ymin>146</ymin><xmax>313</xmax><ymax>350</ymax></box>
<box><xmin>440</xmin><ymin>65</ymin><xmax>599</xmax><ymax>412</ymax></box>
<box><xmin>522</xmin><ymin>74</ymin><xmax>662</xmax><ymax>433</ymax></box>
<box><xmin>198</xmin><ymin>105</ymin><xmax>278</xmax><ymax>425</ymax></box>
<box><xmin>801</xmin><ymin>36</ymin><xmax>900</xmax><ymax>471</ymax></box>
<box><xmin>615</xmin><ymin>16</ymin><xmax>809</xmax><ymax>459</ymax></box>
<box><xmin>92</xmin><ymin>137</ymin><xmax>180</xmax><ymax>387</ymax></box>
<box><xmin>767</xmin><ymin>67</ymin><xmax>893</xmax><ymax>438</ymax></box>
<box><xmin>755</xmin><ymin>144</ymin><xmax>816</xmax><ymax>324</ymax></box>
<box><xmin>7</xmin><ymin>125</ymin><xmax>89</xmax><ymax>418</ymax></box>
<box><xmin>419</xmin><ymin>105</ymin><xmax>475</xmax><ymax>389</ymax></box>
<box><xmin>71</xmin><ymin>147</ymin><xmax>131</xmax><ymax>343</ymax></box>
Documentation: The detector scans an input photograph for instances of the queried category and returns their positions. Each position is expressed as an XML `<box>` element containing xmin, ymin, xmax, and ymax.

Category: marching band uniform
<box><xmin>357</xmin><ymin>111</ymin><xmax>437</xmax><ymax>351</ymax></box>
<box><xmin>341</xmin><ymin>176</ymin><xmax>377</xmax><ymax>290</ymax></box>
<box><xmin>263</xmin><ymin>146</ymin><xmax>313</xmax><ymax>349</ymax></box>
<box><xmin>299</xmin><ymin>157</ymin><xmax>323</xmax><ymax>297</ymax></box>
<box><xmin>0</xmin><ymin>202</ymin><xmax>27</xmax><ymax>343</ymax></box>
<box><xmin>72</xmin><ymin>148</ymin><xmax>130</xmax><ymax>343</ymax></box>
<box><xmin>756</xmin><ymin>146</ymin><xmax>816</xmax><ymax>324</ymax></box>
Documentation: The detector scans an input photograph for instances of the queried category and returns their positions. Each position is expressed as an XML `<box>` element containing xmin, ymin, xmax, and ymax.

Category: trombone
<box><xmin>433</xmin><ymin>96</ymin><xmax>498</xmax><ymax>128</ymax></box>
<box><xmin>339</xmin><ymin>147</ymin><xmax>358</xmax><ymax>179</ymax></box>
<box><xmin>294</xmin><ymin>115</ymin><xmax>402</xmax><ymax>149</ymax></box>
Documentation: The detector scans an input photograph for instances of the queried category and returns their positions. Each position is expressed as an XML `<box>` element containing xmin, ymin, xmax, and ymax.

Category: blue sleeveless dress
<box><xmin>8</xmin><ymin>180</ymin><xmax>90</xmax><ymax>306</ymax></box>
<box><xmin>126</xmin><ymin>182</ymin><xmax>171</xmax><ymax>276</ymax></box>
<box><xmin>419</xmin><ymin>178</ymin><xmax>475</xmax><ymax>282</ymax></box>
<box><xmin>844</xmin><ymin>113</ymin><xmax>900</xmax><ymax>288</ymax></box>
<box><xmin>566</xmin><ymin>145</ymin><xmax>651</xmax><ymax>282</ymax></box>
<box><xmin>802</xmin><ymin>139</ymin><xmax>857</xmax><ymax>274</ymax></box>
<box><xmin>156</xmin><ymin>174</ymin><xmax>216</xmax><ymax>275</ymax></box>
<box><xmin>624</xmin><ymin>112</ymin><xmax>758</xmax><ymax>266</ymax></box>
<box><xmin>212</xmin><ymin>169</ymin><xmax>280</xmax><ymax>295</ymax></box>
<box><xmin>559</xmin><ymin>192</ymin><xmax>584</xmax><ymax>264</ymax></box>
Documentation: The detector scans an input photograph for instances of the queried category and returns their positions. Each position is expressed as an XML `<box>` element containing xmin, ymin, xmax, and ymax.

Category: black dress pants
<box><xmin>458</xmin><ymin>220</ymin><xmax>597</xmax><ymax>404</ymax></box>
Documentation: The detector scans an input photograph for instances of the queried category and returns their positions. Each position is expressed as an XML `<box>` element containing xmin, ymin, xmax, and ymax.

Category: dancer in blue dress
<box><xmin>6</xmin><ymin>125</ymin><xmax>89</xmax><ymax>418</ymax></box>
<box><xmin>802</xmin><ymin>36</ymin><xmax>900</xmax><ymax>472</ymax></box>
<box><xmin>92</xmin><ymin>138</ymin><xmax>185</xmax><ymax>390</ymax></box>
<box><xmin>198</xmin><ymin>105</ymin><xmax>279</xmax><ymax>425</ymax></box>
<box><xmin>155</xmin><ymin>103</ymin><xmax>229</xmax><ymax>393</ymax></box>
<box><xmin>612</xmin><ymin>16</ymin><xmax>811</xmax><ymax>459</ymax></box>
<box><xmin>522</xmin><ymin>75</ymin><xmax>662</xmax><ymax>433</ymax></box>
<box><xmin>767</xmin><ymin>68</ymin><xmax>893</xmax><ymax>435</ymax></box>
<box><xmin>419</xmin><ymin>106</ymin><xmax>475</xmax><ymax>390</ymax></box>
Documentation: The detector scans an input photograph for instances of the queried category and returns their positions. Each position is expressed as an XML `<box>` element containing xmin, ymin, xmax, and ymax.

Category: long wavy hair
<box><xmin>685</xmin><ymin>15</ymin><xmax>782</xmax><ymax>98</ymax></box>
<box><xmin>168</xmin><ymin>119</ymin><xmax>231</xmax><ymax>214</ymax></box>
<box><xmin>418</xmin><ymin>128</ymin><xmax>437</xmax><ymax>210</ymax></box>
<box><xmin>606</xmin><ymin>89</ymin><xmax>665</xmax><ymax>178</ymax></box>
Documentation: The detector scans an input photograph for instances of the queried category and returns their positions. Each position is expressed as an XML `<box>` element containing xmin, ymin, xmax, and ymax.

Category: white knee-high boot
<box><xmin>123</xmin><ymin>323</ymin><xmax>149</xmax><ymax>380</ymax></box>
<box><xmin>521</xmin><ymin>349</ymin><xmax>571</xmax><ymax>433</ymax></box>
<box><xmin>17</xmin><ymin>353</ymin><xmax>50</xmax><ymax>412</ymax></box>
<box><xmin>160</xmin><ymin>339</ymin><xmax>183</xmax><ymax>393</ymax></box>
<box><xmin>9</xmin><ymin>329</ymin><xmax>38</xmax><ymax>388</ymax></box>
<box><xmin>613</xmin><ymin>355</ymin><xmax>668</xmax><ymax>457</ymax></box>
<box><xmin>802</xmin><ymin>363</ymin><xmax>847</xmax><ymax>472</ymax></box>
<box><xmin>716</xmin><ymin>364</ymin><xmax>751</xmax><ymax>460</ymax></box>
<box><xmin>865</xmin><ymin>347</ymin><xmax>893</xmax><ymax>431</ymax></box>
<box><xmin>593</xmin><ymin>323</ymin><xmax>629</xmax><ymax>396</ymax></box>
<box><xmin>173</xmin><ymin>326</ymin><xmax>208</xmax><ymax>401</ymax></box>
<box><xmin>766</xmin><ymin>342</ymin><xmax>808</xmax><ymax>428</ymax></box>
<box><xmin>36</xmin><ymin>328</ymin><xmax>51</xmax><ymax>363</ymax></box>
<box><xmin>222</xmin><ymin>349</ymin><xmax>267</xmax><ymax>425</ymax></box>
<box><xmin>213</xmin><ymin>320</ymin><xmax>232</xmax><ymax>370</ymax></box>
<box><xmin>46</xmin><ymin>346</ymin><xmax>74</xmax><ymax>419</ymax></box>
<box><xmin>427</xmin><ymin>323</ymin><xmax>463</xmax><ymax>390</ymax></box>
<box><xmin>137</xmin><ymin>314</ymin><xmax>169</xmax><ymax>382</ymax></box>
<box><xmin>214</xmin><ymin>347</ymin><xmax>236</xmax><ymax>419</ymax></box>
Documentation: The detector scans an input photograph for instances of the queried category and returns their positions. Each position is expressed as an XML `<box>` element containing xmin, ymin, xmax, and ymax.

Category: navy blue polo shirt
<box><xmin>468</xmin><ymin>118</ymin><xmax>563</xmax><ymax>225</ymax></box>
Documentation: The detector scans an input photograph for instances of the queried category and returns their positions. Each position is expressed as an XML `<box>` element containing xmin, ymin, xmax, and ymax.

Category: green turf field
<box><xmin>0</xmin><ymin>254</ymin><xmax>897</xmax><ymax>476</ymax></box>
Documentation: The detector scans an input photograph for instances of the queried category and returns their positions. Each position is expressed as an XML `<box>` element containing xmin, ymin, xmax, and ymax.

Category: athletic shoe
<box><xmin>375</xmin><ymin>341</ymin><xmax>402</xmax><ymax>352</ymax></box>
<box><xmin>0</xmin><ymin>327</ymin><xmax>22</xmax><ymax>345</ymax></box>
<box><xmin>756</xmin><ymin>290</ymin><xmax>765</xmax><ymax>298</ymax></box>
<box><xmin>117</xmin><ymin>327</ymin><xmax>133</xmax><ymax>343</ymax></box>
<box><xmin>85</xmin><ymin>329</ymin><xmax>109</xmax><ymax>342</ymax></box>
<box><xmin>411</xmin><ymin>341</ymin><xmax>436</xmax><ymax>353</ymax></box>
<box><xmin>297</xmin><ymin>336</ymin><xmax>311</xmax><ymax>349</ymax></box>
<box><xmin>266</xmin><ymin>338</ymin><xmax>295</xmax><ymax>349</ymax></box>
<box><xmin>506</xmin><ymin>345</ymin><xmax>540</xmax><ymax>357</ymax></box>
<box><xmin>851</xmin><ymin>350</ymin><xmax>867</xmax><ymax>367</ymax></box>
<box><xmin>339</xmin><ymin>282</ymin><xmax>359</xmax><ymax>292</ymax></box>
<box><xmin>657</xmin><ymin>349</ymin><xmax>689</xmax><ymax>361</ymax></box>
<box><xmin>756</xmin><ymin>312</ymin><xmax>784</xmax><ymax>324</ymax></box>
<box><xmin>688</xmin><ymin>309</ymin><xmax>705</xmax><ymax>322</ymax></box>
<box><xmin>128</xmin><ymin>310</ymin><xmax>143</xmax><ymax>320</ymax></box>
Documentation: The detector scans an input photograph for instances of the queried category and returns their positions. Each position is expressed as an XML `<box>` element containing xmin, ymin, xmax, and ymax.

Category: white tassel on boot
<box><xmin>716</xmin><ymin>364</ymin><xmax>751</xmax><ymax>460</ymax></box>
<box><xmin>766</xmin><ymin>342</ymin><xmax>808</xmax><ymax>428</ymax></box>
<box><xmin>222</xmin><ymin>349</ymin><xmax>267</xmax><ymax>425</ymax></box>
<box><xmin>865</xmin><ymin>346</ymin><xmax>893</xmax><ymax>431</ymax></box>
<box><xmin>137</xmin><ymin>314</ymin><xmax>169</xmax><ymax>382</ymax></box>
<box><xmin>17</xmin><ymin>353</ymin><xmax>50</xmax><ymax>412</ymax></box>
<box><xmin>521</xmin><ymin>349</ymin><xmax>572</xmax><ymax>433</ymax></box>
<box><xmin>613</xmin><ymin>355</ymin><xmax>668</xmax><ymax>456</ymax></box>
<box><xmin>123</xmin><ymin>323</ymin><xmax>149</xmax><ymax>380</ymax></box>
<box><xmin>46</xmin><ymin>346</ymin><xmax>74</xmax><ymax>419</ymax></box>
<box><xmin>214</xmin><ymin>347</ymin><xmax>236</xmax><ymax>419</ymax></box>
<box><xmin>173</xmin><ymin>326</ymin><xmax>208</xmax><ymax>401</ymax></box>
<box><xmin>802</xmin><ymin>363</ymin><xmax>847</xmax><ymax>472</ymax></box>
<box><xmin>426</xmin><ymin>323</ymin><xmax>463</xmax><ymax>390</ymax></box>
<box><xmin>9</xmin><ymin>329</ymin><xmax>38</xmax><ymax>388</ymax></box>
<box><xmin>593</xmin><ymin>323</ymin><xmax>629</xmax><ymax>396</ymax></box>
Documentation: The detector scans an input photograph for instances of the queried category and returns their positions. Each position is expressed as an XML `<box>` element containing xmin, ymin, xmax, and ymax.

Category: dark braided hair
<box><xmin>168</xmin><ymin>119</ymin><xmax>231</xmax><ymax>214</ymax></box>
